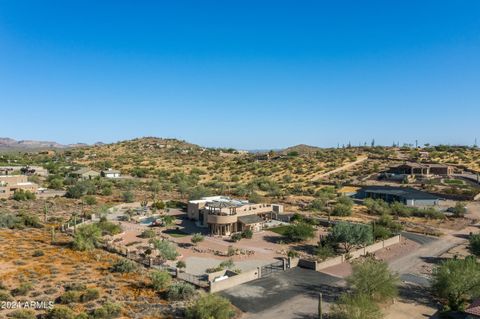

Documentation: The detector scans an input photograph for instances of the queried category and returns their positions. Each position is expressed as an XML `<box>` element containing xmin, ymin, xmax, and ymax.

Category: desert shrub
<box><xmin>32</xmin><ymin>249</ymin><xmax>44</xmax><ymax>257</ymax></box>
<box><xmin>151</xmin><ymin>239</ymin><xmax>179</xmax><ymax>260</ymax></box>
<box><xmin>110</xmin><ymin>259</ymin><xmax>138</xmax><ymax>273</ymax></box>
<box><xmin>11</xmin><ymin>282</ymin><xmax>32</xmax><ymax>296</ymax></box>
<box><xmin>80</xmin><ymin>288</ymin><xmax>100</xmax><ymax>302</ymax></box>
<box><xmin>83</xmin><ymin>195</ymin><xmax>97</xmax><ymax>205</ymax></box>
<box><xmin>331</xmin><ymin>203</ymin><xmax>352</xmax><ymax>216</ymax></box>
<box><xmin>90</xmin><ymin>302</ymin><xmax>122</xmax><ymax>319</ymax></box>
<box><xmin>7</xmin><ymin>309</ymin><xmax>36</xmax><ymax>319</ymax></box>
<box><xmin>0</xmin><ymin>290</ymin><xmax>12</xmax><ymax>301</ymax></box>
<box><xmin>219</xmin><ymin>259</ymin><xmax>235</xmax><ymax>269</ymax></box>
<box><xmin>241</xmin><ymin>229</ymin><xmax>253</xmax><ymax>239</ymax></box>
<box><xmin>176</xmin><ymin>260</ymin><xmax>186</xmax><ymax>270</ymax></box>
<box><xmin>64</xmin><ymin>283</ymin><xmax>87</xmax><ymax>291</ymax></box>
<box><xmin>469</xmin><ymin>233</ymin><xmax>480</xmax><ymax>257</ymax></box>
<box><xmin>230</xmin><ymin>233</ymin><xmax>242</xmax><ymax>242</ymax></box>
<box><xmin>13</xmin><ymin>189</ymin><xmax>36</xmax><ymax>201</ymax></box>
<box><xmin>186</xmin><ymin>294</ymin><xmax>235</xmax><ymax>319</ymax></box>
<box><xmin>190</xmin><ymin>233</ymin><xmax>205</xmax><ymax>245</ymax></box>
<box><xmin>0</xmin><ymin>214</ymin><xmax>21</xmax><ymax>229</ymax></box>
<box><xmin>167</xmin><ymin>282</ymin><xmax>196</xmax><ymax>300</ymax></box>
<box><xmin>286</xmin><ymin>250</ymin><xmax>298</xmax><ymax>258</ymax></box>
<box><xmin>46</xmin><ymin>306</ymin><xmax>76</xmax><ymax>319</ymax></box>
<box><xmin>60</xmin><ymin>290</ymin><xmax>81</xmax><ymax>304</ymax></box>
<box><xmin>150</xmin><ymin>270</ymin><xmax>172</xmax><ymax>291</ymax></box>
<box><xmin>65</xmin><ymin>184</ymin><xmax>87</xmax><ymax>199</ymax></box>
<box><xmin>122</xmin><ymin>191</ymin><xmax>135</xmax><ymax>203</ymax></box>
<box><xmin>373</xmin><ymin>225</ymin><xmax>392</xmax><ymax>240</ymax></box>
<box><xmin>140</xmin><ymin>229</ymin><xmax>156</xmax><ymax>238</ymax></box>
<box><xmin>315</xmin><ymin>244</ymin><xmax>335</xmax><ymax>261</ymax></box>
<box><xmin>96</xmin><ymin>220</ymin><xmax>122</xmax><ymax>236</ymax></box>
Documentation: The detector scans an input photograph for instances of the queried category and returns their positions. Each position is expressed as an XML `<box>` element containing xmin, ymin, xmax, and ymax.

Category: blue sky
<box><xmin>1</xmin><ymin>1</ymin><xmax>479</xmax><ymax>149</ymax></box>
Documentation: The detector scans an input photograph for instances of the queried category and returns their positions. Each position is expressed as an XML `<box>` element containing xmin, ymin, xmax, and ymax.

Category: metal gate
<box><xmin>261</xmin><ymin>260</ymin><xmax>285</xmax><ymax>278</ymax></box>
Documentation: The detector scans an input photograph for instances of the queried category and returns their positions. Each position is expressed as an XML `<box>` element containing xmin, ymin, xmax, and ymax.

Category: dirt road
<box><xmin>310</xmin><ymin>155</ymin><xmax>368</xmax><ymax>181</ymax></box>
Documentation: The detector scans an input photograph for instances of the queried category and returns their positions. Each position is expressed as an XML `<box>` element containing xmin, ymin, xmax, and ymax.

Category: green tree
<box><xmin>186</xmin><ymin>294</ymin><xmax>235</xmax><ymax>319</ymax></box>
<box><xmin>431</xmin><ymin>256</ymin><xmax>480</xmax><ymax>310</ymax></box>
<box><xmin>329</xmin><ymin>222</ymin><xmax>373</xmax><ymax>252</ymax></box>
<box><xmin>284</xmin><ymin>222</ymin><xmax>315</xmax><ymax>242</ymax></box>
<box><xmin>347</xmin><ymin>258</ymin><xmax>399</xmax><ymax>303</ymax></box>
<box><xmin>330</xmin><ymin>293</ymin><xmax>382</xmax><ymax>319</ymax></box>
<box><xmin>72</xmin><ymin>224</ymin><xmax>102</xmax><ymax>251</ymax></box>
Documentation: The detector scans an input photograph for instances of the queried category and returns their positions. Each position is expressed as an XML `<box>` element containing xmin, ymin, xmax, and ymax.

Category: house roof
<box><xmin>72</xmin><ymin>168</ymin><xmax>99</xmax><ymax>175</ymax></box>
<box><xmin>102</xmin><ymin>169</ymin><xmax>120</xmax><ymax>174</ymax></box>
<box><xmin>238</xmin><ymin>215</ymin><xmax>264</xmax><ymax>225</ymax></box>
<box><xmin>361</xmin><ymin>186</ymin><xmax>440</xmax><ymax>201</ymax></box>
<box><xmin>466</xmin><ymin>299</ymin><xmax>480</xmax><ymax>317</ymax></box>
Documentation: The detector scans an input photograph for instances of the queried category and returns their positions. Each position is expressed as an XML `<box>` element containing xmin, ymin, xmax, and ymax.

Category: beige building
<box><xmin>0</xmin><ymin>175</ymin><xmax>38</xmax><ymax>199</ymax></box>
<box><xmin>187</xmin><ymin>196</ymin><xmax>284</xmax><ymax>236</ymax></box>
<box><xmin>71</xmin><ymin>168</ymin><xmax>100</xmax><ymax>179</ymax></box>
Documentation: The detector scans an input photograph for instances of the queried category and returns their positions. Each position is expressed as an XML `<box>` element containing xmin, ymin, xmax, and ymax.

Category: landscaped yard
<box><xmin>163</xmin><ymin>228</ymin><xmax>189</xmax><ymax>237</ymax></box>
<box><xmin>266</xmin><ymin>225</ymin><xmax>290</xmax><ymax>236</ymax></box>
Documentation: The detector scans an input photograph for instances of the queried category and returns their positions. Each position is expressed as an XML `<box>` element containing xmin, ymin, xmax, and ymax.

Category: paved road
<box><xmin>221</xmin><ymin>267</ymin><xmax>343</xmax><ymax>318</ymax></box>
<box><xmin>400</xmin><ymin>231</ymin><xmax>438</xmax><ymax>245</ymax></box>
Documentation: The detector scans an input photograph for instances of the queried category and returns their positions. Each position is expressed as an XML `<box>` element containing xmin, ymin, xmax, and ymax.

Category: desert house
<box><xmin>0</xmin><ymin>175</ymin><xmax>38</xmax><ymax>199</ymax></box>
<box><xmin>356</xmin><ymin>186</ymin><xmax>441</xmax><ymax>207</ymax></box>
<box><xmin>70</xmin><ymin>168</ymin><xmax>100</xmax><ymax>179</ymax></box>
<box><xmin>187</xmin><ymin>196</ymin><xmax>283</xmax><ymax>236</ymax></box>
<box><xmin>101</xmin><ymin>169</ymin><xmax>121</xmax><ymax>178</ymax></box>
<box><xmin>388</xmin><ymin>162</ymin><xmax>454</xmax><ymax>176</ymax></box>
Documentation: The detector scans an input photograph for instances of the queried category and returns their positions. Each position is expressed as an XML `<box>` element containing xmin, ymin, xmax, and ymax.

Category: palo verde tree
<box><xmin>330</xmin><ymin>293</ymin><xmax>382</xmax><ymax>319</ymax></box>
<box><xmin>329</xmin><ymin>222</ymin><xmax>373</xmax><ymax>253</ymax></box>
<box><xmin>431</xmin><ymin>256</ymin><xmax>480</xmax><ymax>311</ymax></box>
<box><xmin>347</xmin><ymin>257</ymin><xmax>399</xmax><ymax>303</ymax></box>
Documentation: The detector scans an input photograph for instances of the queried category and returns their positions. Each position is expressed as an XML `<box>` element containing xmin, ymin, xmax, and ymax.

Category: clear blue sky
<box><xmin>1</xmin><ymin>1</ymin><xmax>479</xmax><ymax>149</ymax></box>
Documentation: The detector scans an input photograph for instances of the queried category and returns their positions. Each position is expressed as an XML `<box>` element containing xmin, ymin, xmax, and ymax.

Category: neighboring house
<box><xmin>388</xmin><ymin>162</ymin><xmax>454</xmax><ymax>177</ymax></box>
<box><xmin>0</xmin><ymin>175</ymin><xmax>38</xmax><ymax>199</ymax></box>
<box><xmin>101</xmin><ymin>169</ymin><xmax>121</xmax><ymax>178</ymax></box>
<box><xmin>0</xmin><ymin>166</ymin><xmax>48</xmax><ymax>177</ymax></box>
<box><xmin>356</xmin><ymin>186</ymin><xmax>441</xmax><ymax>207</ymax></box>
<box><xmin>71</xmin><ymin>168</ymin><xmax>100</xmax><ymax>180</ymax></box>
<box><xmin>187</xmin><ymin>196</ymin><xmax>284</xmax><ymax>236</ymax></box>
<box><xmin>21</xmin><ymin>165</ymin><xmax>49</xmax><ymax>177</ymax></box>
<box><xmin>465</xmin><ymin>299</ymin><xmax>480</xmax><ymax>319</ymax></box>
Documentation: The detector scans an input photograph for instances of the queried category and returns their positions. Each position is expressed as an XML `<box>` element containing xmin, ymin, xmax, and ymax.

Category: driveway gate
<box><xmin>261</xmin><ymin>260</ymin><xmax>285</xmax><ymax>278</ymax></box>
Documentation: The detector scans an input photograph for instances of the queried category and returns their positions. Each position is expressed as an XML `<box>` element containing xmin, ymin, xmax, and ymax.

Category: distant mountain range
<box><xmin>0</xmin><ymin>138</ymin><xmax>92</xmax><ymax>151</ymax></box>
<box><xmin>0</xmin><ymin>137</ymin><xmax>324</xmax><ymax>155</ymax></box>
